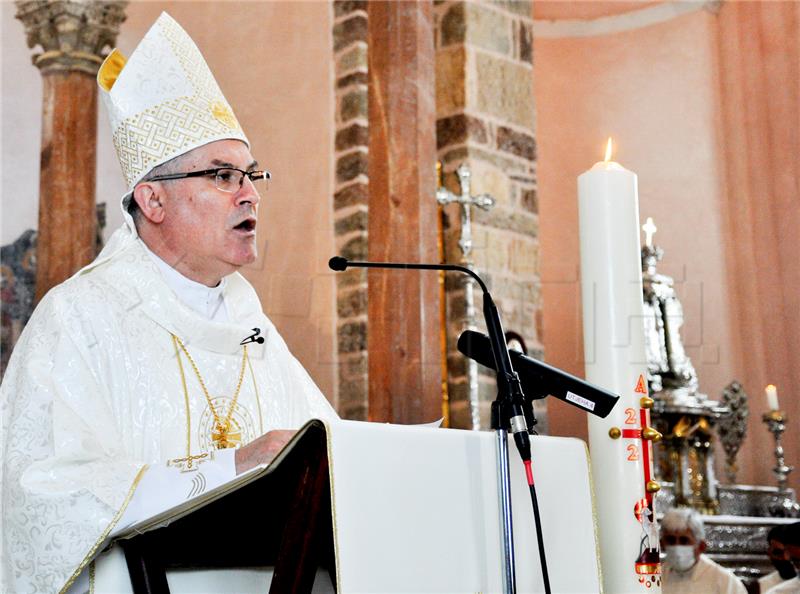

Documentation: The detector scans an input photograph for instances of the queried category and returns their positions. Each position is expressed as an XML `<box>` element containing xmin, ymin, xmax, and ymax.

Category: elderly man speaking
<box><xmin>0</xmin><ymin>13</ymin><xmax>337</xmax><ymax>593</ymax></box>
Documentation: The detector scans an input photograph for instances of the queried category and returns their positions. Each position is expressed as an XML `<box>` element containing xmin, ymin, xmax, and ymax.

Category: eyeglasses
<box><xmin>147</xmin><ymin>167</ymin><xmax>271</xmax><ymax>193</ymax></box>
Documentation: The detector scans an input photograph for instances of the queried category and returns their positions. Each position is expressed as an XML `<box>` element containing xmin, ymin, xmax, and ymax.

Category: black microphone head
<box><xmin>329</xmin><ymin>256</ymin><xmax>348</xmax><ymax>271</ymax></box>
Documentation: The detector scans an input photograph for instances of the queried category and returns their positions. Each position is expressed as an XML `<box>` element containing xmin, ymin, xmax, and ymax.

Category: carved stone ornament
<box><xmin>717</xmin><ymin>380</ymin><xmax>749</xmax><ymax>484</ymax></box>
<box><xmin>15</xmin><ymin>0</ymin><xmax>127</xmax><ymax>75</ymax></box>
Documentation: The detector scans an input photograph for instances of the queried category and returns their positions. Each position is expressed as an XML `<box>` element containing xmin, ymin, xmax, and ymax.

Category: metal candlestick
<box><xmin>762</xmin><ymin>410</ymin><xmax>793</xmax><ymax>492</ymax></box>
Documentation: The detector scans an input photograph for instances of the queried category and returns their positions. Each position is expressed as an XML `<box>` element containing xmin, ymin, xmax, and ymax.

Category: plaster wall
<box><xmin>536</xmin><ymin>1</ymin><xmax>800</xmax><ymax>493</ymax></box>
<box><xmin>535</xmin><ymin>7</ymin><xmax>736</xmax><ymax>451</ymax></box>
<box><xmin>1</xmin><ymin>1</ymin><xmax>338</xmax><ymax>404</ymax></box>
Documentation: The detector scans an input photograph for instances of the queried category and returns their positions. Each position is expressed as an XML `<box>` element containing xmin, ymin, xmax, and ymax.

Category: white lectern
<box><xmin>101</xmin><ymin>420</ymin><xmax>601</xmax><ymax>593</ymax></box>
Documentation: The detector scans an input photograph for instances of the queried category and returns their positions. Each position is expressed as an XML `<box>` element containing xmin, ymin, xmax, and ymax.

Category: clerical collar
<box><xmin>140</xmin><ymin>241</ymin><xmax>229</xmax><ymax>322</ymax></box>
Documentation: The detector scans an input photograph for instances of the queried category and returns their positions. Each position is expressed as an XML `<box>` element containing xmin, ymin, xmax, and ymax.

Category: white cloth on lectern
<box><xmin>662</xmin><ymin>554</ymin><xmax>747</xmax><ymax>594</ymax></box>
<box><xmin>0</xmin><ymin>227</ymin><xmax>338</xmax><ymax>594</ymax></box>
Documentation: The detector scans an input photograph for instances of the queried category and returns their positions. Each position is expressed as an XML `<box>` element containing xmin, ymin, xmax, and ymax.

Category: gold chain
<box><xmin>172</xmin><ymin>334</ymin><xmax>248</xmax><ymax>448</ymax></box>
<box><xmin>172</xmin><ymin>334</ymin><xmax>192</xmax><ymax>458</ymax></box>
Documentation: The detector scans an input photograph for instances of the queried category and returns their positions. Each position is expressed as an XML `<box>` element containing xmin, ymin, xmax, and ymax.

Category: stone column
<box><xmin>367</xmin><ymin>0</ymin><xmax>442</xmax><ymax>424</ymax></box>
<box><xmin>435</xmin><ymin>1</ymin><xmax>543</xmax><ymax>430</ymax></box>
<box><xmin>332</xmin><ymin>0</ymin><xmax>370</xmax><ymax>420</ymax></box>
<box><xmin>15</xmin><ymin>0</ymin><xmax>126</xmax><ymax>302</ymax></box>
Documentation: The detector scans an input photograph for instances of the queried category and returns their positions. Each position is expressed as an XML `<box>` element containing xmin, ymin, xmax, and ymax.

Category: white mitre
<box><xmin>97</xmin><ymin>11</ymin><xmax>249</xmax><ymax>206</ymax></box>
<box><xmin>88</xmin><ymin>12</ymin><xmax>250</xmax><ymax>270</ymax></box>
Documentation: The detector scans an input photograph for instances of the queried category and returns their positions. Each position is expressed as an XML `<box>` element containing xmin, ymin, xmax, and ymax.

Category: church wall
<box><xmin>1</xmin><ymin>2</ymin><xmax>44</xmax><ymax>245</ymax></box>
<box><xmin>1</xmin><ymin>1</ymin><xmax>339</xmax><ymax>406</ymax></box>
<box><xmin>331</xmin><ymin>0</ymin><xmax>369</xmax><ymax>421</ymax></box>
<box><xmin>534</xmin><ymin>6</ymin><xmax>736</xmax><ymax>449</ymax></box>
<box><xmin>534</xmin><ymin>1</ymin><xmax>799</xmax><ymax>492</ymax></box>
<box><xmin>715</xmin><ymin>1</ymin><xmax>800</xmax><ymax>492</ymax></box>
<box><xmin>434</xmin><ymin>0</ymin><xmax>543</xmax><ymax>431</ymax></box>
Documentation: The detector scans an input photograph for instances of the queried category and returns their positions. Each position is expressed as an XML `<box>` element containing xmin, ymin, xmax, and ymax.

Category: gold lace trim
<box><xmin>59</xmin><ymin>465</ymin><xmax>149</xmax><ymax>594</ymax></box>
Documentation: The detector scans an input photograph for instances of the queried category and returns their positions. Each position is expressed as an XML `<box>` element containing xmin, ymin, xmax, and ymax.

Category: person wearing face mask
<box><xmin>765</xmin><ymin>522</ymin><xmax>800</xmax><ymax>594</ymax></box>
<box><xmin>661</xmin><ymin>507</ymin><xmax>747</xmax><ymax>594</ymax></box>
<box><xmin>760</xmin><ymin>525</ymin><xmax>797</xmax><ymax>593</ymax></box>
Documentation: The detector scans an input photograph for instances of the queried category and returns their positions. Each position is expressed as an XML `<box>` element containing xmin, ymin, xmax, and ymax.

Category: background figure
<box><xmin>765</xmin><ymin>522</ymin><xmax>800</xmax><ymax>594</ymax></box>
<box><xmin>760</xmin><ymin>525</ymin><xmax>797</xmax><ymax>593</ymax></box>
<box><xmin>661</xmin><ymin>507</ymin><xmax>747</xmax><ymax>594</ymax></box>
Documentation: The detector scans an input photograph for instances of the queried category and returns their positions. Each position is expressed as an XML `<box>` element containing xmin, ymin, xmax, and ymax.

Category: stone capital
<box><xmin>15</xmin><ymin>0</ymin><xmax>127</xmax><ymax>75</ymax></box>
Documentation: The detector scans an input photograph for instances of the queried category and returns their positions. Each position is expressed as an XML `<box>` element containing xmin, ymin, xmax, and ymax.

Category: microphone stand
<box><xmin>329</xmin><ymin>257</ymin><xmax>542</xmax><ymax>594</ymax></box>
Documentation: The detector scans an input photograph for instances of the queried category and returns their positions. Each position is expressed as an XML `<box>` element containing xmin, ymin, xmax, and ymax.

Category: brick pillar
<box><xmin>367</xmin><ymin>1</ymin><xmax>442</xmax><ymax>424</ymax></box>
<box><xmin>434</xmin><ymin>1</ymin><xmax>544</xmax><ymax>430</ymax></box>
<box><xmin>15</xmin><ymin>0</ymin><xmax>126</xmax><ymax>302</ymax></box>
<box><xmin>332</xmin><ymin>0</ymin><xmax>369</xmax><ymax>420</ymax></box>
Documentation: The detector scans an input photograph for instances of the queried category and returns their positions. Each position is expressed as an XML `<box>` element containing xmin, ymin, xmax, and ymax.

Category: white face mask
<box><xmin>666</xmin><ymin>545</ymin><xmax>697</xmax><ymax>572</ymax></box>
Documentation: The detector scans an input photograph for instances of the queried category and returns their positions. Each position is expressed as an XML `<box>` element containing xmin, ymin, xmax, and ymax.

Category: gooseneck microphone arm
<box><xmin>330</xmin><ymin>257</ymin><xmax>528</xmax><ymax>448</ymax></box>
<box><xmin>328</xmin><ymin>256</ymin><xmax>551</xmax><ymax>594</ymax></box>
<box><xmin>328</xmin><ymin>256</ymin><xmax>489</xmax><ymax>291</ymax></box>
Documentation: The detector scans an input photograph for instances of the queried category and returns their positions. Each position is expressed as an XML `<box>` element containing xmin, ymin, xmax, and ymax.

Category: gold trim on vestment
<box><xmin>323</xmin><ymin>421</ymin><xmax>343</xmax><ymax>594</ymax></box>
<box><xmin>88</xmin><ymin>561</ymin><xmax>95</xmax><ymax>594</ymax></box>
<box><xmin>246</xmin><ymin>354</ymin><xmax>264</xmax><ymax>435</ymax></box>
<box><xmin>173</xmin><ymin>334</ymin><xmax>193</xmax><ymax>460</ymax></box>
<box><xmin>59</xmin><ymin>464</ymin><xmax>150</xmax><ymax>594</ymax></box>
<box><xmin>584</xmin><ymin>441</ymin><xmax>605</xmax><ymax>593</ymax></box>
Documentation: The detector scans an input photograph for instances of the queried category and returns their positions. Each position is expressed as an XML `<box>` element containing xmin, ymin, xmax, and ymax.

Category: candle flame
<box><xmin>604</xmin><ymin>138</ymin><xmax>614</xmax><ymax>163</ymax></box>
<box><xmin>767</xmin><ymin>384</ymin><xmax>776</xmax><ymax>391</ymax></box>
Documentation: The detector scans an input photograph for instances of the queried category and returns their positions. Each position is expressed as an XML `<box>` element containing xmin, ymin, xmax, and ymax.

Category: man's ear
<box><xmin>697</xmin><ymin>540</ymin><xmax>707</xmax><ymax>555</ymax></box>
<box><xmin>133</xmin><ymin>182</ymin><xmax>166</xmax><ymax>224</ymax></box>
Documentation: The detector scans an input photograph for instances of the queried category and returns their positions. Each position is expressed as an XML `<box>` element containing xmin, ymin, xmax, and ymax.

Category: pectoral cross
<box><xmin>212</xmin><ymin>421</ymin><xmax>242</xmax><ymax>449</ymax></box>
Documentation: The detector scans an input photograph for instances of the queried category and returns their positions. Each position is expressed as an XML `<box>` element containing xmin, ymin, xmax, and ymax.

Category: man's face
<box><xmin>661</xmin><ymin>527</ymin><xmax>703</xmax><ymax>571</ymax></box>
<box><xmin>768</xmin><ymin>538</ymin><xmax>788</xmax><ymax>564</ymax></box>
<box><xmin>153</xmin><ymin>139</ymin><xmax>261</xmax><ymax>282</ymax></box>
<box><xmin>769</xmin><ymin>538</ymin><xmax>797</xmax><ymax>579</ymax></box>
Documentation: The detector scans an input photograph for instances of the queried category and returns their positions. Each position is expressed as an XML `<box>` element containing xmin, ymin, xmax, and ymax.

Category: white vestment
<box><xmin>0</xmin><ymin>227</ymin><xmax>338</xmax><ymax>593</ymax></box>
<box><xmin>766</xmin><ymin>577</ymin><xmax>800</xmax><ymax>594</ymax></box>
<box><xmin>761</xmin><ymin>570</ymin><xmax>795</xmax><ymax>593</ymax></box>
<box><xmin>662</xmin><ymin>554</ymin><xmax>748</xmax><ymax>594</ymax></box>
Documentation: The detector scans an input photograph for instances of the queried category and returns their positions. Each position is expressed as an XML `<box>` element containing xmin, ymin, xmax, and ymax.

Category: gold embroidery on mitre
<box><xmin>211</xmin><ymin>101</ymin><xmax>239</xmax><ymax>129</ymax></box>
<box><xmin>101</xmin><ymin>12</ymin><xmax>249</xmax><ymax>188</ymax></box>
<box><xmin>112</xmin><ymin>94</ymin><xmax>239</xmax><ymax>187</ymax></box>
<box><xmin>97</xmin><ymin>49</ymin><xmax>128</xmax><ymax>92</ymax></box>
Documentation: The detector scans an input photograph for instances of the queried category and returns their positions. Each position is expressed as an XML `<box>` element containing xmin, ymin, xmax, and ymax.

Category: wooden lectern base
<box><xmin>119</xmin><ymin>422</ymin><xmax>335</xmax><ymax>593</ymax></box>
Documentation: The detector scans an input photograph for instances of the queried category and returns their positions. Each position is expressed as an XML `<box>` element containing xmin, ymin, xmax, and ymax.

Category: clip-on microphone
<box><xmin>240</xmin><ymin>328</ymin><xmax>265</xmax><ymax>345</ymax></box>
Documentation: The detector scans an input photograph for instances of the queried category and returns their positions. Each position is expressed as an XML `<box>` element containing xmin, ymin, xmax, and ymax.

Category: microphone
<box><xmin>240</xmin><ymin>327</ymin><xmax>265</xmax><ymax>345</ymax></box>
<box><xmin>458</xmin><ymin>330</ymin><xmax>619</xmax><ymax>418</ymax></box>
<box><xmin>329</xmin><ymin>256</ymin><xmax>348</xmax><ymax>271</ymax></box>
<box><xmin>328</xmin><ymin>256</ymin><xmax>532</xmax><ymax>460</ymax></box>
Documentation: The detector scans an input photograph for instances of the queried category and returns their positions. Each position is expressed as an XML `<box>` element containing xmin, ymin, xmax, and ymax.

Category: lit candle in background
<box><xmin>579</xmin><ymin>138</ymin><xmax>660</xmax><ymax>592</ymax></box>
<box><xmin>593</xmin><ymin>137</ymin><xmax>625</xmax><ymax>171</ymax></box>
<box><xmin>766</xmin><ymin>384</ymin><xmax>779</xmax><ymax>411</ymax></box>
